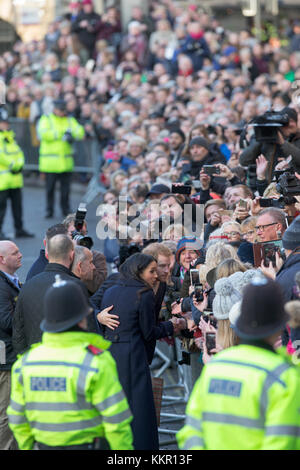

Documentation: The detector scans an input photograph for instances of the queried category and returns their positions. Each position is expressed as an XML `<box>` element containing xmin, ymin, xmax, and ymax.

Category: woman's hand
<box><xmin>170</xmin><ymin>316</ymin><xmax>187</xmax><ymax>335</ymax></box>
<box><xmin>187</xmin><ymin>318</ymin><xmax>198</xmax><ymax>331</ymax></box>
<box><xmin>199</xmin><ymin>314</ymin><xmax>217</xmax><ymax>335</ymax></box>
<box><xmin>260</xmin><ymin>252</ymin><xmax>284</xmax><ymax>280</ymax></box>
<box><xmin>171</xmin><ymin>300</ymin><xmax>182</xmax><ymax>316</ymax></box>
<box><xmin>97</xmin><ymin>305</ymin><xmax>120</xmax><ymax>330</ymax></box>
<box><xmin>192</xmin><ymin>292</ymin><xmax>208</xmax><ymax>312</ymax></box>
<box><xmin>202</xmin><ymin>333</ymin><xmax>222</xmax><ymax>364</ymax></box>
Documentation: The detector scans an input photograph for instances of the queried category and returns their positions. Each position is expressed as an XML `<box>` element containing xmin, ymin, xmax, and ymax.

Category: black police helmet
<box><xmin>41</xmin><ymin>275</ymin><xmax>93</xmax><ymax>333</ymax></box>
<box><xmin>53</xmin><ymin>99</ymin><xmax>67</xmax><ymax>111</ymax></box>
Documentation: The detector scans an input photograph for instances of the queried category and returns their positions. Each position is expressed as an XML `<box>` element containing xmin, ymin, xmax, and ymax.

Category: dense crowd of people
<box><xmin>1</xmin><ymin>0</ymin><xmax>300</xmax><ymax>451</ymax></box>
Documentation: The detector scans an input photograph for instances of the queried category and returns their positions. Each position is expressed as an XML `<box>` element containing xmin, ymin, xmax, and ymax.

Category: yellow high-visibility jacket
<box><xmin>0</xmin><ymin>130</ymin><xmax>24</xmax><ymax>191</ymax></box>
<box><xmin>37</xmin><ymin>113</ymin><xmax>84</xmax><ymax>173</ymax></box>
<box><xmin>7</xmin><ymin>331</ymin><xmax>134</xmax><ymax>450</ymax></box>
<box><xmin>177</xmin><ymin>344</ymin><xmax>300</xmax><ymax>450</ymax></box>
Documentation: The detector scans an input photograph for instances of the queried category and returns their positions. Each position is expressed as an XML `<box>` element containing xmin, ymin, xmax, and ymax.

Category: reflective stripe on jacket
<box><xmin>38</xmin><ymin>114</ymin><xmax>84</xmax><ymax>173</ymax></box>
<box><xmin>7</xmin><ymin>331</ymin><xmax>133</xmax><ymax>450</ymax></box>
<box><xmin>177</xmin><ymin>344</ymin><xmax>300</xmax><ymax>450</ymax></box>
<box><xmin>0</xmin><ymin>130</ymin><xmax>24</xmax><ymax>190</ymax></box>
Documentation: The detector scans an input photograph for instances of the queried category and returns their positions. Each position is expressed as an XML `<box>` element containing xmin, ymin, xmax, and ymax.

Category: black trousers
<box><xmin>45</xmin><ymin>172</ymin><xmax>71</xmax><ymax>216</ymax></box>
<box><xmin>0</xmin><ymin>188</ymin><xmax>23</xmax><ymax>232</ymax></box>
<box><xmin>36</xmin><ymin>437</ymin><xmax>110</xmax><ymax>450</ymax></box>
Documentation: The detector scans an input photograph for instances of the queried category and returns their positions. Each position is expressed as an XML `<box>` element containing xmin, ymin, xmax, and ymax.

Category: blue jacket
<box><xmin>174</xmin><ymin>34</ymin><xmax>211</xmax><ymax>71</ymax></box>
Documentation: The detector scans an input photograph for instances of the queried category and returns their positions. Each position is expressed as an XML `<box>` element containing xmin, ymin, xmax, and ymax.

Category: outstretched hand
<box><xmin>97</xmin><ymin>305</ymin><xmax>120</xmax><ymax>330</ymax></box>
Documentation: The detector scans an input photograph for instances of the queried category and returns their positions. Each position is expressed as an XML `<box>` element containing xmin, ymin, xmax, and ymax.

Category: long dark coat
<box><xmin>100</xmin><ymin>278</ymin><xmax>163</xmax><ymax>450</ymax></box>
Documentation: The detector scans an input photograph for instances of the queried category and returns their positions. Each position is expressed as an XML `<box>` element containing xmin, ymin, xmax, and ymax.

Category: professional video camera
<box><xmin>259</xmin><ymin>168</ymin><xmax>300</xmax><ymax>208</ymax></box>
<box><xmin>71</xmin><ymin>203</ymin><xmax>94</xmax><ymax>250</ymax></box>
<box><xmin>276</xmin><ymin>170</ymin><xmax>300</xmax><ymax>197</ymax></box>
<box><xmin>240</xmin><ymin>109</ymin><xmax>290</xmax><ymax>148</ymax></box>
<box><xmin>251</xmin><ymin>110</ymin><xmax>289</xmax><ymax>144</ymax></box>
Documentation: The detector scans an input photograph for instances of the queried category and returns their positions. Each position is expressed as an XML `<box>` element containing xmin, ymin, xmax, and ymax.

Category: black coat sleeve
<box><xmin>0</xmin><ymin>283</ymin><xmax>14</xmax><ymax>334</ymax></box>
<box><xmin>139</xmin><ymin>290</ymin><xmax>173</xmax><ymax>343</ymax></box>
<box><xmin>12</xmin><ymin>294</ymin><xmax>28</xmax><ymax>355</ymax></box>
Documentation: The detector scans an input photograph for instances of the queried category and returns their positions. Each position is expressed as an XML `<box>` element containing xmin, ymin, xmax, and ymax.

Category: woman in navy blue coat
<box><xmin>100</xmin><ymin>253</ymin><xmax>174</xmax><ymax>450</ymax></box>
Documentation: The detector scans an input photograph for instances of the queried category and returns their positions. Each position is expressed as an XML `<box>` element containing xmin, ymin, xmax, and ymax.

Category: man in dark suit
<box><xmin>12</xmin><ymin>234</ymin><xmax>95</xmax><ymax>355</ymax></box>
<box><xmin>0</xmin><ymin>240</ymin><xmax>22</xmax><ymax>449</ymax></box>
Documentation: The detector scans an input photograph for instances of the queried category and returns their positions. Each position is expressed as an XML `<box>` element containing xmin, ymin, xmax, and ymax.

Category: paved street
<box><xmin>2</xmin><ymin>175</ymin><xmax>102</xmax><ymax>282</ymax></box>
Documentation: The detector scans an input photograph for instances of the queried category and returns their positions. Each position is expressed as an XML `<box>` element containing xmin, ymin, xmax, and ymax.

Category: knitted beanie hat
<box><xmin>175</xmin><ymin>236</ymin><xmax>203</xmax><ymax>263</ymax></box>
<box><xmin>213</xmin><ymin>278</ymin><xmax>242</xmax><ymax>320</ymax></box>
<box><xmin>229</xmin><ymin>269</ymin><xmax>258</xmax><ymax>294</ymax></box>
<box><xmin>282</xmin><ymin>215</ymin><xmax>300</xmax><ymax>251</ymax></box>
<box><xmin>189</xmin><ymin>136</ymin><xmax>210</xmax><ymax>150</ymax></box>
<box><xmin>229</xmin><ymin>300</ymin><xmax>242</xmax><ymax>327</ymax></box>
<box><xmin>228</xmin><ymin>272</ymin><xmax>244</xmax><ymax>292</ymax></box>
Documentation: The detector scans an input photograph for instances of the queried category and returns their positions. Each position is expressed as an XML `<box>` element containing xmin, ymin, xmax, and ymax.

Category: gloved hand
<box><xmin>9</xmin><ymin>163</ymin><xmax>22</xmax><ymax>174</ymax></box>
<box><xmin>62</xmin><ymin>130</ymin><xmax>74</xmax><ymax>144</ymax></box>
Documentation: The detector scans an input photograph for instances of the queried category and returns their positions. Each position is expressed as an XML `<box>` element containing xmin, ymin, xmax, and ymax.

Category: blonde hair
<box><xmin>241</xmin><ymin>216</ymin><xmax>257</xmax><ymax>230</ymax></box>
<box><xmin>216</xmin><ymin>319</ymin><xmax>239</xmax><ymax>349</ymax></box>
<box><xmin>198</xmin><ymin>242</ymin><xmax>239</xmax><ymax>284</ymax></box>
<box><xmin>241</xmin><ymin>216</ymin><xmax>258</xmax><ymax>242</ymax></box>
<box><xmin>216</xmin><ymin>258</ymin><xmax>247</xmax><ymax>280</ymax></box>
<box><xmin>263</xmin><ymin>182</ymin><xmax>280</xmax><ymax>199</ymax></box>
<box><xmin>221</xmin><ymin>221</ymin><xmax>242</xmax><ymax>234</ymax></box>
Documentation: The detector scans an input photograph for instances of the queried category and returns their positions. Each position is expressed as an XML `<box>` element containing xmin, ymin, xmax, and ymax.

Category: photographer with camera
<box><xmin>240</xmin><ymin>107</ymin><xmax>300</xmax><ymax>181</ymax></box>
<box><xmin>63</xmin><ymin>207</ymin><xmax>107</xmax><ymax>294</ymax></box>
<box><xmin>37</xmin><ymin>99</ymin><xmax>85</xmax><ymax>219</ymax></box>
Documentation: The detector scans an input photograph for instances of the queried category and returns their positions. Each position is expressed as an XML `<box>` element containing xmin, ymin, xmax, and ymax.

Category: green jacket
<box><xmin>177</xmin><ymin>343</ymin><xmax>300</xmax><ymax>450</ymax></box>
<box><xmin>7</xmin><ymin>331</ymin><xmax>134</xmax><ymax>450</ymax></box>
<box><xmin>0</xmin><ymin>129</ymin><xmax>24</xmax><ymax>190</ymax></box>
<box><xmin>38</xmin><ymin>113</ymin><xmax>84</xmax><ymax>173</ymax></box>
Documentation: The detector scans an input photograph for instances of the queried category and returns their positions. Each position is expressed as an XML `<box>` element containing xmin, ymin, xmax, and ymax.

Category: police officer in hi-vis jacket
<box><xmin>0</xmin><ymin>107</ymin><xmax>33</xmax><ymax>240</ymax></box>
<box><xmin>37</xmin><ymin>100</ymin><xmax>85</xmax><ymax>219</ymax></box>
<box><xmin>7</xmin><ymin>275</ymin><xmax>134</xmax><ymax>450</ymax></box>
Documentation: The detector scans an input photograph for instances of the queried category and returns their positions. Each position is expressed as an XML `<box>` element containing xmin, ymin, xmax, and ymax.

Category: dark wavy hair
<box><xmin>119</xmin><ymin>253</ymin><xmax>156</xmax><ymax>291</ymax></box>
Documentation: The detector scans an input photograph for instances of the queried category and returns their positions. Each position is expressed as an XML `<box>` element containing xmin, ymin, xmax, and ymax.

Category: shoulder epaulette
<box><xmin>87</xmin><ymin>345</ymin><xmax>104</xmax><ymax>355</ymax></box>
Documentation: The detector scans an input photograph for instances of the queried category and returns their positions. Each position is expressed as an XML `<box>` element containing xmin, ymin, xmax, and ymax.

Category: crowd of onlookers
<box><xmin>2</xmin><ymin>0</ymin><xmax>300</xmax><ymax>398</ymax></box>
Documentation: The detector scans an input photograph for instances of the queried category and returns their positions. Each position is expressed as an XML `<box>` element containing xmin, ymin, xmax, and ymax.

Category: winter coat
<box><xmin>0</xmin><ymin>271</ymin><xmax>20</xmax><ymax>370</ymax></box>
<box><xmin>71</xmin><ymin>11</ymin><xmax>101</xmax><ymax>52</ymax></box>
<box><xmin>100</xmin><ymin>278</ymin><xmax>173</xmax><ymax>450</ymax></box>
<box><xmin>239</xmin><ymin>134</ymin><xmax>300</xmax><ymax>177</ymax></box>
<box><xmin>25</xmin><ymin>249</ymin><xmax>48</xmax><ymax>282</ymax></box>
<box><xmin>12</xmin><ymin>263</ymin><xmax>93</xmax><ymax>355</ymax></box>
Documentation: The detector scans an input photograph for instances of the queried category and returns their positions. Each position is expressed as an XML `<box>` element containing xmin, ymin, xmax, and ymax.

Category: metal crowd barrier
<box><xmin>10</xmin><ymin>118</ymin><xmax>107</xmax><ymax>204</ymax></box>
<box><xmin>154</xmin><ymin>340</ymin><xmax>196</xmax><ymax>447</ymax></box>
